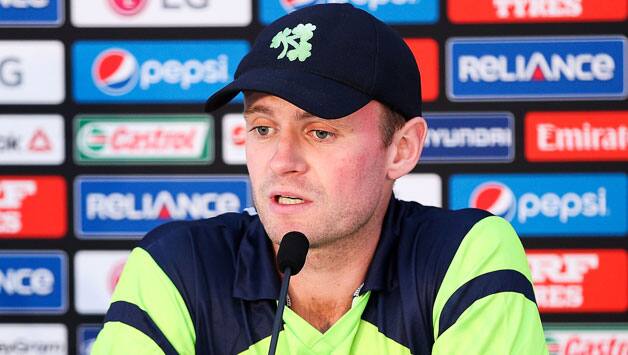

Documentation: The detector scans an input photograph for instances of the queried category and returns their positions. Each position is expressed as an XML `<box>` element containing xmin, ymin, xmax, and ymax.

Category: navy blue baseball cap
<box><xmin>204</xmin><ymin>3</ymin><xmax>422</xmax><ymax>119</ymax></box>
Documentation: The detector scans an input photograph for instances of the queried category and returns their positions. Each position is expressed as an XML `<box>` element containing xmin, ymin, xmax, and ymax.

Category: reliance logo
<box><xmin>447</xmin><ymin>36</ymin><xmax>627</xmax><ymax>101</ymax></box>
<box><xmin>458</xmin><ymin>52</ymin><xmax>615</xmax><ymax>83</ymax></box>
<box><xmin>75</xmin><ymin>175</ymin><xmax>251</xmax><ymax>238</ymax></box>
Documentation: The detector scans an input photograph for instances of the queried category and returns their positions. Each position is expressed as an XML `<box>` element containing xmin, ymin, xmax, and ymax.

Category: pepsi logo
<box><xmin>469</xmin><ymin>181</ymin><xmax>515</xmax><ymax>221</ymax></box>
<box><xmin>280</xmin><ymin>0</ymin><xmax>320</xmax><ymax>12</ymax></box>
<box><xmin>108</xmin><ymin>0</ymin><xmax>148</xmax><ymax>16</ymax></box>
<box><xmin>92</xmin><ymin>49</ymin><xmax>139</xmax><ymax>96</ymax></box>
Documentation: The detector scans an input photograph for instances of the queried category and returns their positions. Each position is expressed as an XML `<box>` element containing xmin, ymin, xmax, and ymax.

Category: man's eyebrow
<box><xmin>243</xmin><ymin>104</ymin><xmax>315</xmax><ymax>121</ymax></box>
<box><xmin>243</xmin><ymin>105</ymin><xmax>273</xmax><ymax>118</ymax></box>
<box><xmin>243</xmin><ymin>104</ymin><xmax>351</xmax><ymax>130</ymax></box>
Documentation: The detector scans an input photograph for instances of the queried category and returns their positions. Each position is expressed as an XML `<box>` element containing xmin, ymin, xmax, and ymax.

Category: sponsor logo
<box><xmin>0</xmin><ymin>176</ymin><xmax>67</xmax><ymax>238</ymax></box>
<box><xmin>77</xmin><ymin>324</ymin><xmax>102</xmax><ymax>355</ymax></box>
<box><xmin>0</xmin><ymin>115</ymin><xmax>64</xmax><ymax>165</ymax></box>
<box><xmin>468</xmin><ymin>181</ymin><xmax>516</xmax><ymax>221</ymax></box>
<box><xmin>0</xmin><ymin>324</ymin><xmax>67</xmax><ymax>355</ymax></box>
<box><xmin>72</xmin><ymin>0</ymin><xmax>250</xmax><ymax>27</ymax></box>
<box><xmin>0</xmin><ymin>0</ymin><xmax>63</xmax><ymax>26</ymax></box>
<box><xmin>544</xmin><ymin>324</ymin><xmax>628</xmax><ymax>355</ymax></box>
<box><xmin>527</xmin><ymin>250</ymin><xmax>628</xmax><ymax>312</ymax></box>
<box><xmin>525</xmin><ymin>111</ymin><xmax>628</xmax><ymax>162</ymax></box>
<box><xmin>449</xmin><ymin>173</ymin><xmax>627</xmax><ymax>236</ymax></box>
<box><xmin>75</xmin><ymin>175</ymin><xmax>252</xmax><ymax>237</ymax></box>
<box><xmin>259</xmin><ymin>0</ymin><xmax>438</xmax><ymax>25</ymax></box>
<box><xmin>73</xmin><ymin>41</ymin><xmax>248</xmax><ymax>103</ymax></box>
<box><xmin>405</xmin><ymin>39</ymin><xmax>439</xmax><ymax>102</ymax></box>
<box><xmin>222</xmin><ymin>113</ymin><xmax>246</xmax><ymax>165</ymax></box>
<box><xmin>109</xmin><ymin>0</ymin><xmax>147</xmax><ymax>15</ymax></box>
<box><xmin>74</xmin><ymin>250</ymin><xmax>129</xmax><ymax>314</ymax></box>
<box><xmin>422</xmin><ymin>112</ymin><xmax>514</xmax><ymax>163</ymax></box>
<box><xmin>0</xmin><ymin>41</ymin><xmax>64</xmax><ymax>104</ymax></box>
<box><xmin>448</xmin><ymin>0</ymin><xmax>627</xmax><ymax>23</ymax></box>
<box><xmin>393</xmin><ymin>174</ymin><xmax>442</xmax><ymax>207</ymax></box>
<box><xmin>447</xmin><ymin>36</ymin><xmax>627</xmax><ymax>101</ymax></box>
<box><xmin>92</xmin><ymin>48</ymin><xmax>139</xmax><ymax>96</ymax></box>
<box><xmin>0</xmin><ymin>251</ymin><xmax>67</xmax><ymax>314</ymax></box>
<box><xmin>74</xmin><ymin>115</ymin><xmax>213</xmax><ymax>164</ymax></box>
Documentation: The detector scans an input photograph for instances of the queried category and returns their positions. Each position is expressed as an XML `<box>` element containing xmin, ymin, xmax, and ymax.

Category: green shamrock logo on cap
<box><xmin>270</xmin><ymin>23</ymin><xmax>317</xmax><ymax>62</ymax></box>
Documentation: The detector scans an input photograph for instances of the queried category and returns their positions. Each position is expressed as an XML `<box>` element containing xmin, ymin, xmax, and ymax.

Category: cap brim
<box><xmin>204</xmin><ymin>68</ymin><xmax>371</xmax><ymax>119</ymax></box>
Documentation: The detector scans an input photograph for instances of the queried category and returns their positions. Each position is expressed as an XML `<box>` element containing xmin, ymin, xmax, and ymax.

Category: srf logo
<box><xmin>92</xmin><ymin>48</ymin><xmax>139</xmax><ymax>96</ymax></box>
<box><xmin>0</xmin><ymin>176</ymin><xmax>67</xmax><ymax>238</ymax></box>
<box><xmin>109</xmin><ymin>0</ymin><xmax>148</xmax><ymax>15</ymax></box>
<box><xmin>469</xmin><ymin>182</ymin><xmax>515</xmax><ymax>221</ymax></box>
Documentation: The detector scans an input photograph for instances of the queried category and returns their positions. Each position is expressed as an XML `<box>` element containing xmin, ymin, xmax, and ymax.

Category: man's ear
<box><xmin>386</xmin><ymin>116</ymin><xmax>427</xmax><ymax>180</ymax></box>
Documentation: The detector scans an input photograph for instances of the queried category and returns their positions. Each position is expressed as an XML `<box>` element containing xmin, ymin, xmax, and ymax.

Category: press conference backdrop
<box><xmin>0</xmin><ymin>0</ymin><xmax>626</xmax><ymax>354</ymax></box>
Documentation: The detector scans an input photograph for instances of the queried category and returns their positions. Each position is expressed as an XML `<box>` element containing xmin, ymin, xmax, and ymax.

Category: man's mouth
<box><xmin>275</xmin><ymin>195</ymin><xmax>305</xmax><ymax>205</ymax></box>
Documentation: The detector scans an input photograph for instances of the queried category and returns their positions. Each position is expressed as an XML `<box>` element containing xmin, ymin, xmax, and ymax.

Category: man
<box><xmin>93</xmin><ymin>4</ymin><xmax>547</xmax><ymax>354</ymax></box>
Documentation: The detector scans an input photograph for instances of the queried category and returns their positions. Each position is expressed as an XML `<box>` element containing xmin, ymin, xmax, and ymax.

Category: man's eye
<box><xmin>312</xmin><ymin>130</ymin><xmax>334</xmax><ymax>140</ymax></box>
<box><xmin>254</xmin><ymin>126</ymin><xmax>271</xmax><ymax>136</ymax></box>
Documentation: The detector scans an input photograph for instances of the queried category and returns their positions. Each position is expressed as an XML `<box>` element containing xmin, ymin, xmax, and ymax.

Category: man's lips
<box><xmin>269</xmin><ymin>191</ymin><xmax>309</xmax><ymax>206</ymax></box>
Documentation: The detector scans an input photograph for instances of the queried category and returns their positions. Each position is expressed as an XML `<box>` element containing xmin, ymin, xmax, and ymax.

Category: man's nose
<box><xmin>269</xmin><ymin>131</ymin><xmax>307</xmax><ymax>175</ymax></box>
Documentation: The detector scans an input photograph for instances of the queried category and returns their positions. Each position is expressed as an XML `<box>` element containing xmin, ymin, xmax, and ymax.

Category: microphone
<box><xmin>268</xmin><ymin>231</ymin><xmax>309</xmax><ymax>355</ymax></box>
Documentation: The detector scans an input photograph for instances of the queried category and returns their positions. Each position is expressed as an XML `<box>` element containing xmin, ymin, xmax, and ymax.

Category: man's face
<box><xmin>244</xmin><ymin>93</ymin><xmax>394</xmax><ymax>248</ymax></box>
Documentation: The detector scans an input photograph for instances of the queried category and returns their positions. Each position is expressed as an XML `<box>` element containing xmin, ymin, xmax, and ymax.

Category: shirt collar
<box><xmin>232</xmin><ymin>197</ymin><xmax>403</xmax><ymax>301</ymax></box>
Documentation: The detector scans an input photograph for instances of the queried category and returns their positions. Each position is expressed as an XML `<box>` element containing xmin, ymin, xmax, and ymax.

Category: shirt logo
<box><xmin>270</xmin><ymin>23</ymin><xmax>316</xmax><ymax>62</ymax></box>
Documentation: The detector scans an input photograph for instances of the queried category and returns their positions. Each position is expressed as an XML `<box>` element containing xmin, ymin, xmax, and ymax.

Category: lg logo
<box><xmin>162</xmin><ymin>0</ymin><xmax>209</xmax><ymax>8</ymax></box>
<box><xmin>0</xmin><ymin>57</ymin><xmax>22</xmax><ymax>87</ymax></box>
<box><xmin>110</xmin><ymin>0</ymin><xmax>210</xmax><ymax>15</ymax></box>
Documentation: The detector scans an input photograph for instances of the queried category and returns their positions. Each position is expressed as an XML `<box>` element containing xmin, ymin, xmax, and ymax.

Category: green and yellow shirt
<box><xmin>94</xmin><ymin>198</ymin><xmax>547</xmax><ymax>354</ymax></box>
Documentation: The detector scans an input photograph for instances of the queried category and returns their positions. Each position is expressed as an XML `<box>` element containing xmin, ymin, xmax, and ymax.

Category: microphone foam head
<box><xmin>277</xmin><ymin>231</ymin><xmax>309</xmax><ymax>275</ymax></box>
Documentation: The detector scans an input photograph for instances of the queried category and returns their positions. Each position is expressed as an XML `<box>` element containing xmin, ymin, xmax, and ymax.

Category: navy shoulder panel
<box><xmin>137</xmin><ymin>212</ymin><xmax>259</xmax><ymax>353</ymax></box>
<box><xmin>366</xmin><ymin>200</ymin><xmax>491</xmax><ymax>354</ymax></box>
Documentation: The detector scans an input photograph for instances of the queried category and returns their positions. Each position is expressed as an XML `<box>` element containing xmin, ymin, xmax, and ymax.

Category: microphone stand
<box><xmin>268</xmin><ymin>267</ymin><xmax>292</xmax><ymax>355</ymax></box>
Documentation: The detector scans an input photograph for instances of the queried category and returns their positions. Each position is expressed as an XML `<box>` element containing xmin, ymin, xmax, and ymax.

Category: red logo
<box><xmin>448</xmin><ymin>0</ymin><xmax>627</xmax><ymax>23</ymax></box>
<box><xmin>525</xmin><ymin>111</ymin><xmax>628</xmax><ymax>162</ymax></box>
<box><xmin>231</xmin><ymin>125</ymin><xmax>246</xmax><ymax>146</ymax></box>
<box><xmin>109</xmin><ymin>0</ymin><xmax>148</xmax><ymax>16</ymax></box>
<box><xmin>404</xmin><ymin>38</ymin><xmax>439</xmax><ymax>103</ymax></box>
<box><xmin>0</xmin><ymin>176</ymin><xmax>67</xmax><ymax>238</ymax></box>
<box><xmin>527</xmin><ymin>249</ymin><xmax>628</xmax><ymax>313</ymax></box>
<box><xmin>28</xmin><ymin>129</ymin><xmax>52</xmax><ymax>152</ymax></box>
